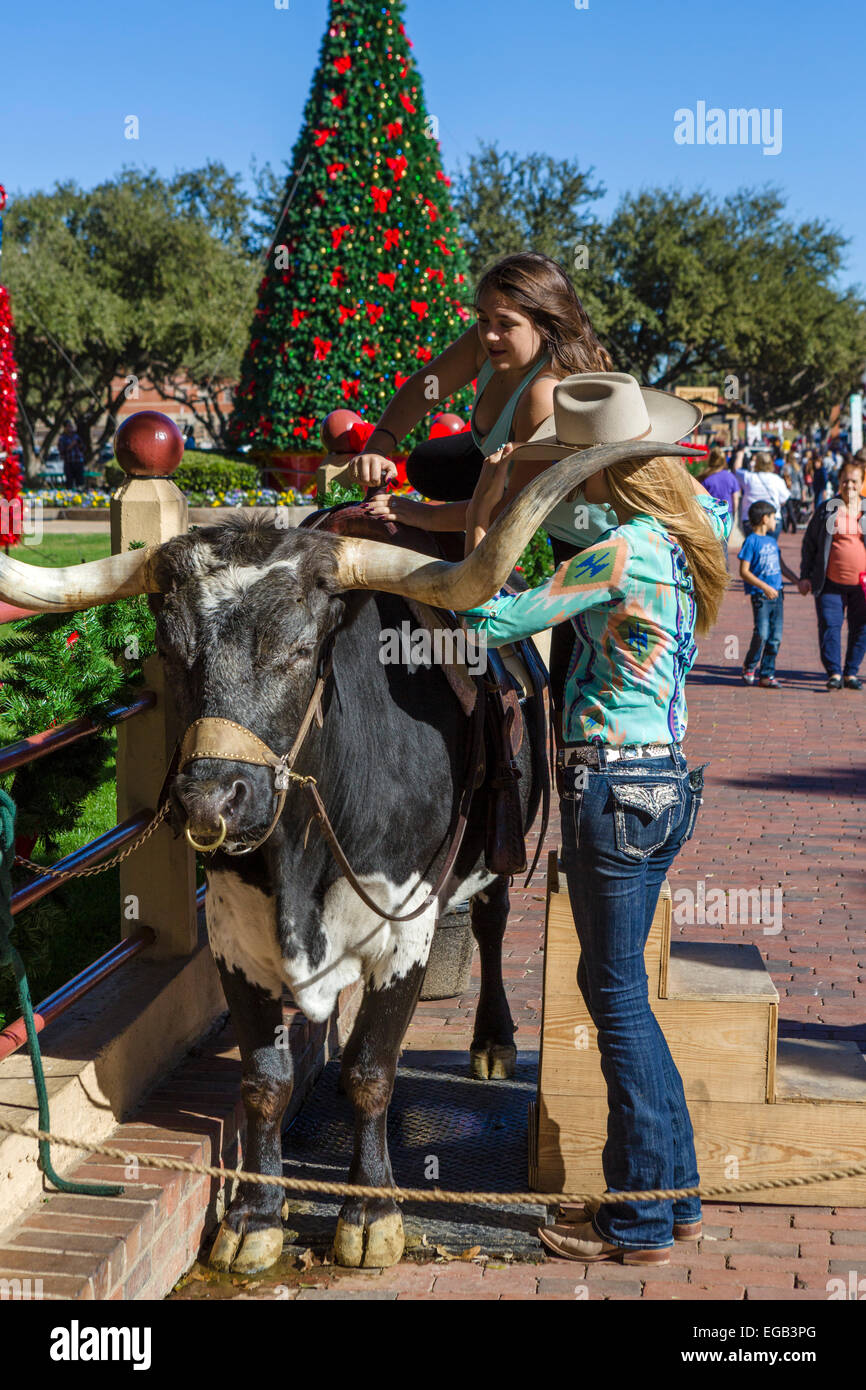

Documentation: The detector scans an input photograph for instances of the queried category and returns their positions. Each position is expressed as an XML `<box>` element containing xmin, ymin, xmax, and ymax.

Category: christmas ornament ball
<box><xmin>114</xmin><ymin>412</ymin><xmax>184</xmax><ymax>477</ymax></box>
<box><xmin>429</xmin><ymin>412</ymin><xmax>466</xmax><ymax>440</ymax></box>
<box><xmin>345</xmin><ymin>420</ymin><xmax>376</xmax><ymax>454</ymax></box>
<box><xmin>322</xmin><ymin>409</ymin><xmax>362</xmax><ymax>451</ymax></box>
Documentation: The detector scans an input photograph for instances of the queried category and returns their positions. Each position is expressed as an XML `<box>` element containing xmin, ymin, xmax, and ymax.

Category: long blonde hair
<box><xmin>603</xmin><ymin>456</ymin><xmax>729</xmax><ymax>635</ymax></box>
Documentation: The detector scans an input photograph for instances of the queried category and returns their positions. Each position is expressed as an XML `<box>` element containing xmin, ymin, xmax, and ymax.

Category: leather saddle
<box><xmin>299</xmin><ymin>500</ymin><xmax>550</xmax><ymax>879</ymax></box>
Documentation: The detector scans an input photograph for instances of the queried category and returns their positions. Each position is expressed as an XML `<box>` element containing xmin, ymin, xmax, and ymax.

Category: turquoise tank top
<box><xmin>470</xmin><ymin>354</ymin><xmax>551</xmax><ymax>458</ymax></box>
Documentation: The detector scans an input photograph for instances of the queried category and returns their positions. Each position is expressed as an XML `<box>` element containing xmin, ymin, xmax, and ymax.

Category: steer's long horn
<box><xmin>0</xmin><ymin>547</ymin><xmax>159</xmax><ymax>613</ymax></box>
<box><xmin>331</xmin><ymin>440</ymin><xmax>694</xmax><ymax>609</ymax></box>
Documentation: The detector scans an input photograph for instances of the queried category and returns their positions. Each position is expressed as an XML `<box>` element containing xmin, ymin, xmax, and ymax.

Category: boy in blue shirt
<box><xmin>739</xmin><ymin>501</ymin><xmax>800</xmax><ymax>687</ymax></box>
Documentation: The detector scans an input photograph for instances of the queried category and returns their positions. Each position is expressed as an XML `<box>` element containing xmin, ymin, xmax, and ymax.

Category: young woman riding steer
<box><xmin>346</xmin><ymin>250</ymin><xmax>612</xmax><ymax>513</ymax></box>
<box><xmin>346</xmin><ymin>249</ymin><xmax>614</xmax><ymax>720</ymax></box>
<box><xmin>458</xmin><ymin>373</ymin><xmax>731</xmax><ymax>1265</ymax></box>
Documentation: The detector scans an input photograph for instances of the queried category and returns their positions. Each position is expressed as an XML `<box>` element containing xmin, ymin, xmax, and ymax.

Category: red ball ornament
<box><xmin>344</xmin><ymin>421</ymin><xmax>376</xmax><ymax>454</ymax></box>
<box><xmin>114</xmin><ymin>411</ymin><xmax>184</xmax><ymax>477</ymax></box>
<box><xmin>429</xmin><ymin>412</ymin><xmax>467</xmax><ymax>440</ymax></box>
<box><xmin>321</xmin><ymin>409</ymin><xmax>362</xmax><ymax>451</ymax></box>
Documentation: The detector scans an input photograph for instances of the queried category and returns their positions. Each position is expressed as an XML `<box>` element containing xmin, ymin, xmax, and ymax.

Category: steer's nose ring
<box><xmin>185</xmin><ymin>816</ymin><xmax>228</xmax><ymax>853</ymax></box>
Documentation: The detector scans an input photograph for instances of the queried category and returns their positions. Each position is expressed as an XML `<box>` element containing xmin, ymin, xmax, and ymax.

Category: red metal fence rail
<box><xmin>0</xmin><ymin>691</ymin><xmax>192</xmax><ymax>1060</ymax></box>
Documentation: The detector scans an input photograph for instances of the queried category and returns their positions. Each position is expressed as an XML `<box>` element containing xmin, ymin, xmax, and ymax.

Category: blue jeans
<box><xmin>815</xmin><ymin>578</ymin><xmax>866</xmax><ymax>677</ymax></box>
<box><xmin>560</xmin><ymin>745</ymin><xmax>704</xmax><ymax>1250</ymax></box>
<box><xmin>744</xmin><ymin>592</ymin><xmax>784</xmax><ymax>677</ymax></box>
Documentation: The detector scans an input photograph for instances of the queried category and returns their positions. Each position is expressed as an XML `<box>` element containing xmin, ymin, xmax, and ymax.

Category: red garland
<box><xmin>0</xmin><ymin>279</ymin><xmax>23</xmax><ymax>549</ymax></box>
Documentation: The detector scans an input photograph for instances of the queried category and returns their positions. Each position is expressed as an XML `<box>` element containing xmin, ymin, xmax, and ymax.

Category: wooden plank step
<box><xmin>534</xmin><ymin>1090</ymin><xmax>866</xmax><ymax>1206</ymax></box>
<box><xmin>665</xmin><ymin>942</ymin><xmax>779</xmax><ymax>1003</ymax></box>
<box><xmin>775</xmin><ymin>1039</ymin><xmax>866</xmax><ymax>1103</ymax></box>
<box><xmin>539</xmin><ymin>992</ymin><xmax>775</xmax><ymax>1104</ymax></box>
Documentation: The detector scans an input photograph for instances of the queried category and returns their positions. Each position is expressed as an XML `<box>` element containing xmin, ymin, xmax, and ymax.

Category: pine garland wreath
<box><xmin>230</xmin><ymin>0</ymin><xmax>475</xmax><ymax>454</ymax></box>
<box><xmin>0</xmin><ymin>594</ymin><xmax>156</xmax><ymax>850</ymax></box>
<box><xmin>0</xmin><ymin>184</ymin><xmax>23</xmax><ymax>547</ymax></box>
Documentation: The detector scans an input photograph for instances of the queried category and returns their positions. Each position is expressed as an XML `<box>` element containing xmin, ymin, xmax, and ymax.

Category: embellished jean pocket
<box><xmin>609</xmin><ymin>779</ymin><xmax>682</xmax><ymax>861</ymax></box>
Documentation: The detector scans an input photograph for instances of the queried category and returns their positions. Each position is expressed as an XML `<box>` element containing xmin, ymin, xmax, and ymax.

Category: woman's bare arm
<box><xmin>348</xmin><ymin>325</ymin><xmax>483</xmax><ymax>486</ymax></box>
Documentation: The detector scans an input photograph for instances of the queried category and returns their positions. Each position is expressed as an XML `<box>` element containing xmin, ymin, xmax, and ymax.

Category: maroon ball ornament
<box><xmin>114</xmin><ymin>411</ymin><xmax>184</xmax><ymax>477</ymax></box>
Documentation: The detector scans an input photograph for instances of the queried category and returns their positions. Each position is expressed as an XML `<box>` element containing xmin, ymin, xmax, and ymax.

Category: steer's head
<box><xmin>150</xmin><ymin>518</ymin><xmax>348</xmax><ymax>851</ymax></box>
<box><xmin>0</xmin><ymin>441</ymin><xmax>684</xmax><ymax>853</ymax></box>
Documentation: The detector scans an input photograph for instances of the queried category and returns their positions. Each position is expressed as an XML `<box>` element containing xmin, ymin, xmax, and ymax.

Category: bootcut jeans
<box><xmin>560</xmin><ymin>744</ymin><xmax>705</xmax><ymax>1249</ymax></box>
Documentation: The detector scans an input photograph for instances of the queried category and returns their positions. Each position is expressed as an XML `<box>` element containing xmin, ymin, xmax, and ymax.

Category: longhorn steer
<box><xmin>152</xmin><ymin>516</ymin><xmax>541</xmax><ymax>1271</ymax></box>
<box><xmin>0</xmin><ymin>440</ymin><xmax>679</xmax><ymax>1272</ymax></box>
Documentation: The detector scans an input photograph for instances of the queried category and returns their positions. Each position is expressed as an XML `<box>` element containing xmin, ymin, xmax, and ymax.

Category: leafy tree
<box><xmin>593</xmin><ymin>187</ymin><xmax>866</xmax><ymax>425</ymax></box>
<box><xmin>2</xmin><ymin>166</ymin><xmax>256</xmax><ymax>476</ymax></box>
<box><xmin>451</xmin><ymin>141</ymin><xmax>606</xmax><ymax>291</ymax></box>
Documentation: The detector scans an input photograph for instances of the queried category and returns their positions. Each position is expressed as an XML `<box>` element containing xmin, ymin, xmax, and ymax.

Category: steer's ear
<box><xmin>147</xmin><ymin>532</ymin><xmax>209</xmax><ymax>596</ymax></box>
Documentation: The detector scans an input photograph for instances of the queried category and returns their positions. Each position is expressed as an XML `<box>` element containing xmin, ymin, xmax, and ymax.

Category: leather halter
<box><xmin>178</xmin><ymin>662</ymin><xmax>329</xmax><ymax>856</ymax></box>
<box><xmin>177</xmin><ymin>655</ymin><xmax>488</xmax><ymax>924</ymax></box>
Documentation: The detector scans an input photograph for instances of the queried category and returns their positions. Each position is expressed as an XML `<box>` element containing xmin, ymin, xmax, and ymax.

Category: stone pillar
<box><xmin>110</xmin><ymin>413</ymin><xmax>197</xmax><ymax>958</ymax></box>
<box><xmin>315</xmin><ymin>454</ymin><xmax>356</xmax><ymax>502</ymax></box>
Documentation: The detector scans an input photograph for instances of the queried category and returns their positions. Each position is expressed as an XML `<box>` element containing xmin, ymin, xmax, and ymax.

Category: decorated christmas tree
<box><xmin>229</xmin><ymin>0</ymin><xmax>474</xmax><ymax>454</ymax></box>
<box><xmin>0</xmin><ymin>184</ymin><xmax>23</xmax><ymax>546</ymax></box>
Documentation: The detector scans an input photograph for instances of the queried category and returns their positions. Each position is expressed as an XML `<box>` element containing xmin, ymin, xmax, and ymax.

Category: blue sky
<box><xmin>2</xmin><ymin>0</ymin><xmax>864</xmax><ymax>289</ymax></box>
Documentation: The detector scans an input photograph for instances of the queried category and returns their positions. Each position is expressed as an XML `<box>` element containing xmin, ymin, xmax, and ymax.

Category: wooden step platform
<box><xmin>532</xmin><ymin>852</ymin><xmax>866</xmax><ymax>1206</ymax></box>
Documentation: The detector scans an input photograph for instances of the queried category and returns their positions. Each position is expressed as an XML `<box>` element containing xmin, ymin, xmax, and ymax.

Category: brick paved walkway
<box><xmin>174</xmin><ymin>531</ymin><xmax>866</xmax><ymax>1301</ymax></box>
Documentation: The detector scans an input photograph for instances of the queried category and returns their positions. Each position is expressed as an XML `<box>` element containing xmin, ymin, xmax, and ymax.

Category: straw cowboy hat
<box><xmin>506</xmin><ymin>371</ymin><xmax>702</xmax><ymax>465</ymax></box>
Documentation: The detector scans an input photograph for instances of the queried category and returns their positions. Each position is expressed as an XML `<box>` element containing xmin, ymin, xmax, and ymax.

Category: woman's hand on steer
<box><xmin>347</xmin><ymin>452</ymin><xmax>398</xmax><ymax>488</ymax></box>
<box><xmin>472</xmin><ymin>443</ymin><xmax>514</xmax><ymax>514</ymax></box>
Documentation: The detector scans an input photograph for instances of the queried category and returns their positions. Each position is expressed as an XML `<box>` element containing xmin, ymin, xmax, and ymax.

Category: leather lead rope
<box><xmin>298</xmin><ymin>671</ymin><xmax>487</xmax><ymax>923</ymax></box>
<box><xmin>178</xmin><ymin>656</ymin><xmax>488</xmax><ymax>924</ymax></box>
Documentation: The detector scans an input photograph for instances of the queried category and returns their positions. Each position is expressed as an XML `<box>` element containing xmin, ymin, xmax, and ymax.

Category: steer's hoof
<box><xmin>334</xmin><ymin>1210</ymin><xmax>404</xmax><ymax>1268</ymax></box>
<box><xmin>209</xmin><ymin>1221</ymin><xmax>284</xmax><ymax>1274</ymax></box>
<box><xmin>470</xmin><ymin>1042</ymin><xmax>516</xmax><ymax>1080</ymax></box>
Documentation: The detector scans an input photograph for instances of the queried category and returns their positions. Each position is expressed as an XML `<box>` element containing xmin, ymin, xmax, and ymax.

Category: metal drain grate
<box><xmin>279</xmin><ymin>1049</ymin><xmax>548</xmax><ymax>1258</ymax></box>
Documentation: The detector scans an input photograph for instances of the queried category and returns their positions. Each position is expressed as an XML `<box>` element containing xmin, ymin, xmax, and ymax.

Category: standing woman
<box><xmin>457</xmin><ymin>376</ymin><xmax>731</xmax><ymax>1263</ymax></box>
<box><xmin>700</xmin><ymin>448</ymin><xmax>741</xmax><ymax>527</ymax></box>
<box><xmin>740</xmin><ymin>453</ymin><xmax>790</xmax><ymax>539</ymax></box>
<box><xmin>799</xmin><ymin>457</ymin><xmax>866</xmax><ymax>690</ymax></box>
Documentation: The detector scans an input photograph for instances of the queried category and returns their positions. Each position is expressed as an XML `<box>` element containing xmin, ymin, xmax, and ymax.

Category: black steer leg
<box><xmin>333</xmin><ymin>960</ymin><xmax>426</xmax><ymax>1268</ymax></box>
<box><xmin>209</xmin><ymin>963</ymin><xmax>293</xmax><ymax>1275</ymax></box>
<box><xmin>469</xmin><ymin>874</ymin><xmax>517</xmax><ymax>1079</ymax></box>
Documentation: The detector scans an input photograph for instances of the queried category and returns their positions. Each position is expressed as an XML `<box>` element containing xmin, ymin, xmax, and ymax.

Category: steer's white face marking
<box><xmin>205</xmin><ymin>866</ymin><xmax>443</xmax><ymax>1023</ymax></box>
<box><xmin>192</xmin><ymin>556</ymin><xmax>301</xmax><ymax>620</ymax></box>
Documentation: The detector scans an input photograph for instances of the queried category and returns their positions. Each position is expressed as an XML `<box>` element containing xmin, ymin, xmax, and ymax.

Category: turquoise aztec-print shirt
<box><xmin>459</xmin><ymin>495</ymin><xmax>731</xmax><ymax>747</ymax></box>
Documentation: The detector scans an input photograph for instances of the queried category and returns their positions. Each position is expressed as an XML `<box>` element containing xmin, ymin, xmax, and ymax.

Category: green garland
<box><xmin>0</xmin><ymin>596</ymin><xmax>156</xmax><ymax>850</ymax></box>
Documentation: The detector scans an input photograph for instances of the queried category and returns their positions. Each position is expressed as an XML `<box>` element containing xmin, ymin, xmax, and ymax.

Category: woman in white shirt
<box><xmin>740</xmin><ymin>454</ymin><xmax>790</xmax><ymax>538</ymax></box>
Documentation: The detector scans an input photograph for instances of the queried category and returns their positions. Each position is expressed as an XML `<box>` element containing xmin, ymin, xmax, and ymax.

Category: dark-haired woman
<box><xmin>346</xmin><ymin>250</ymin><xmax>613</xmax><ymax>718</ymax></box>
<box><xmin>346</xmin><ymin>251</ymin><xmax>612</xmax><ymax>513</ymax></box>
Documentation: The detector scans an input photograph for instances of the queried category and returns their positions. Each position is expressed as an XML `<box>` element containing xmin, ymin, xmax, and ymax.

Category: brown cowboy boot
<box><xmin>538</xmin><ymin>1219</ymin><xmax>671</xmax><ymax>1265</ymax></box>
<box><xmin>556</xmin><ymin>1197</ymin><xmax>702</xmax><ymax>1242</ymax></box>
